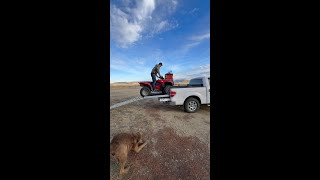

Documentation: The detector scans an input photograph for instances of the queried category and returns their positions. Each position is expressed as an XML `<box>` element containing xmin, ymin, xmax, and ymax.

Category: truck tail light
<box><xmin>170</xmin><ymin>91</ymin><xmax>176</xmax><ymax>97</ymax></box>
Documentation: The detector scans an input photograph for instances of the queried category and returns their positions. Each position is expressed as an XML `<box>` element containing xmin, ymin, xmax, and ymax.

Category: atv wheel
<box><xmin>140</xmin><ymin>87</ymin><xmax>151</xmax><ymax>97</ymax></box>
<box><xmin>184</xmin><ymin>97</ymin><xmax>200</xmax><ymax>113</ymax></box>
<box><xmin>163</xmin><ymin>85</ymin><xmax>172</xmax><ymax>95</ymax></box>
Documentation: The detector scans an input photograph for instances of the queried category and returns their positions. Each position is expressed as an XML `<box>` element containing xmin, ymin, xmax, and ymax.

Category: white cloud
<box><xmin>192</xmin><ymin>64</ymin><xmax>210</xmax><ymax>71</ymax></box>
<box><xmin>110</xmin><ymin>58</ymin><xmax>130</xmax><ymax>71</ymax></box>
<box><xmin>110</xmin><ymin>5</ymin><xmax>143</xmax><ymax>48</ymax></box>
<box><xmin>110</xmin><ymin>0</ymin><xmax>179</xmax><ymax>48</ymax></box>
<box><xmin>110</xmin><ymin>54</ymin><xmax>151</xmax><ymax>79</ymax></box>
<box><xmin>188</xmin><ymin>64</ymin><xmax>210</xmax><ymax>75</ymax></box>
<box><xmin>174</xmin><ymin>71</ymin><xmax>210</xmax><ymax>81</ymax></box>
<box><xmin>155</xmin><ymin>0</ymin><xmax>178</xmax><ymax>14</ymax></box>
<box><xmin>156</xmin><ymin>20</ymin><xmax>168</xmax><ymax>32</ymax></box>
<box><xmin>171</xmin><ymin>0</ymin><xmax>178</xmax><ymax>10</ymax></box>
<box><xmin>132</xmin><ymin>0</ymin><xmax>156</xmax><ymax>21</ymax></box>
<box><xmin>110</xmin><ymin>0</ymin><xmax>156</xmax><ymax>48</ymax></box>
<box><xmin>189</xmin><ymin>8</ymin><xmax>199</xmax><ymax>14</ymax></box>
<box><xmin>179</xmin><ymin>32</ymin><xmax>210</xmax><ymax>53</ymax></box>
<box><xmin>175</xmin><ymin>63</ymin><xmax>210</xmax><ymax>80</ymax></box>
<box><xmin>183</xmin><ymin>42</ymin><xmax>201</xmax><ymax>52</ymax></box>
<box><xmin>147</xmin><ymin>19</ymin><xmax>178</xmax><ymax>37</ymax></box>
<box><xmin>190</xmin><ymin>32</ymin><xmax>210</xmax><ymax>41</ymax></box>
<box><xmin>110</xmin><ymin>53</ymin><xmax>210</xmax><ymax>82</ymax></box>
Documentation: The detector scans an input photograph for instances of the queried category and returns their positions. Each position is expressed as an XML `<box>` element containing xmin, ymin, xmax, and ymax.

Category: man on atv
<box><xmin>151</xmin><ymin>62</ymin><xmax>163</xmax><ymax>91</ymax></box>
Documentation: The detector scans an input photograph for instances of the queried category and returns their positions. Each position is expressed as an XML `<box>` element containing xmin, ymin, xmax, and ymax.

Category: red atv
<box><xmin>138</xmin><ymin>72</ymin><xmax>174</xmax><ymax>97</ymax></box>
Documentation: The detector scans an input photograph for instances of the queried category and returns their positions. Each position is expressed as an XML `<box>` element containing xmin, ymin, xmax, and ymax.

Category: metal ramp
<box><xmin>110</xmin><ymin>94</ymin><xmax>170</xmax><ymax>110</ymax></box>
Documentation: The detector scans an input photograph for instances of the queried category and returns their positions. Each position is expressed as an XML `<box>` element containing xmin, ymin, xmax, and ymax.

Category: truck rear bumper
<box><xmin>158</xmin><ymin>97</ymin><xmax>179</xmax><ymax>105</ymax></box>
<box><xmin>169</xmin><ymin>101</ymin><xmax>177</xmax><ymax>105</ymax></box>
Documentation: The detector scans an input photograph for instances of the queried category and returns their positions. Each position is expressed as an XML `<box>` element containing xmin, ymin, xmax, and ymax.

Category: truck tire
<box><xmin>163</xmin><ymin>85</ymin><xmax>172</xmax><ymax>95</ymax></box>
<box><xmin>184</xmin><ymin>97</ymin><xmax>200</xmax><ymax>113</ymax></box>
<box><xmin>140</xmin><ymin>86</ymin><xmax>151</xmax><ymax>97</ymax></box>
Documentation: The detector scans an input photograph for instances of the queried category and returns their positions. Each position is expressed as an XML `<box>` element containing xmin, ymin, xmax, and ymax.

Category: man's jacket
<box><xmin>151</xmin><ymin>64</ymin><xmax>161</xmax><ymax>75</ymax></box>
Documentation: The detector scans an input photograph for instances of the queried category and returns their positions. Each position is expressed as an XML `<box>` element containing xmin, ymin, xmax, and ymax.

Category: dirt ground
<box><xmin>108</xmin><ymin>86</ymin><xmax>210</xmax><ymax>180</ymax></box>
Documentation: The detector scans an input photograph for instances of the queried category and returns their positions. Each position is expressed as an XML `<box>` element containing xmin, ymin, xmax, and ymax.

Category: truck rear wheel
<box><xmin>140</xmin><ymin>87</ymin><xmax>151</xmax><ymax>97</ymax></box>
<box><xmin>163</xmin><ymin>85</ymin><xmax>172</xmax><ymax>95</ymax></box>
<box><xmin>184</xmin><ymin>97</ymin><xmax>200</xmax><ymax>113</ymax></box>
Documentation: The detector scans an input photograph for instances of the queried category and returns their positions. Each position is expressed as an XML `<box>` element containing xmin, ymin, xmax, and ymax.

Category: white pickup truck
<box><xmin>158</xmin><ymin>76</ymin><xmax>210</xmax><ymax>113</ymax></box>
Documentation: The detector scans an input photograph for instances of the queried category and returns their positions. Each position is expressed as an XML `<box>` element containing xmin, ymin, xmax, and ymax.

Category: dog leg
<box><xmin>119</xmin><ymin>161</ymin><xmax>129</xmax><ymax>175</ymax></box>
<box><xmin>119</xmin><ymin>155</ymin><xmax>129</xmax><ymax>175</ymax></box>
<box><xmin>134</xmin><ymin>141</ymin><xmax>148</xmax><ymax>153</ymax></box>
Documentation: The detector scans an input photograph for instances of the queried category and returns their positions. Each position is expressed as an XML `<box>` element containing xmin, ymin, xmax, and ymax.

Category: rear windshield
<box><xmin>189</xmin><ymin>79</ymin><xmax>203</xmax><ymax>87</ymax></box>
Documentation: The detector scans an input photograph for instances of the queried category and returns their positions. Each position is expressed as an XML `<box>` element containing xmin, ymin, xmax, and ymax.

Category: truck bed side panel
<box><xmin>170</xmin><ymin>87</ymin><xmax>207</xmax><ymax>105</ymax></box>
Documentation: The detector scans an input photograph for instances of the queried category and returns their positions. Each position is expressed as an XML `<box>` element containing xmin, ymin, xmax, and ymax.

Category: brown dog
<box><xmin>110</xmin><ymin>132</ymin><xmax>147</xmax><ymax>175</ymax></box>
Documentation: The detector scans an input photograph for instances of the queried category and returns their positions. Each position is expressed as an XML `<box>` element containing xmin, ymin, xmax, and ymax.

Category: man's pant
<box><xmin>151</xmin><ymin>73</ymin><xmax>157</xmax><ymax>91</ymax></box>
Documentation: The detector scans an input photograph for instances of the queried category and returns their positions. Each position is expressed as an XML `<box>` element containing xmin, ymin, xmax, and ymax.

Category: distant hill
<box><xmin>110</xmin><ymin>79</ymin><xmax>189</xmax><ymax>87</ymax></box>
<box><xmin>174</xmin><ymin>80</ymin><xmax>189</xmax><ymax>86</ymax></box>
<box><xmin>111</xmin><ymin>81</ymin><xmax>139</xmax><ymax>87</ymax></box>
<box><xmin>174</xmin><ymin>79</ymin><xmax>187</xmax><ymax>82</ymax></box>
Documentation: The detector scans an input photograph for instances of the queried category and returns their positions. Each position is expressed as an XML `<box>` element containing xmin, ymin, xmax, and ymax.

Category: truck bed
<box><xmin>171</xmin><ymin>85</ymin><xmax>204</xmax><ymax>88</ymax></box>
<box><xmin>171</xmin><ymin>86</ymin><xmax>189</xmax><ymax>88</ymax></box>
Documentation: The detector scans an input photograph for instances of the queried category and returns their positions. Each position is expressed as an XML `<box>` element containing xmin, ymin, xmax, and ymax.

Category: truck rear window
<box><xmin>189</xmin><ymin>79</ymin><xmax>203</xmax><ymax>87</ymax></box>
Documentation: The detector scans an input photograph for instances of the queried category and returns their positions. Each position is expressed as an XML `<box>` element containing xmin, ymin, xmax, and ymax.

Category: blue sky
<box><xmin>110</xmin><ymin>0</ymin><xmax>210</xmax><ymax>83</ymax></box>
